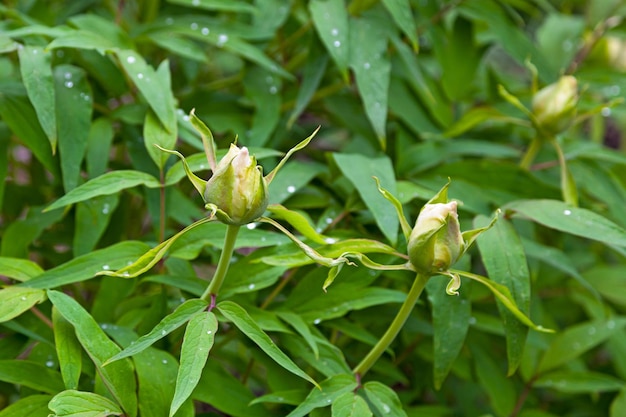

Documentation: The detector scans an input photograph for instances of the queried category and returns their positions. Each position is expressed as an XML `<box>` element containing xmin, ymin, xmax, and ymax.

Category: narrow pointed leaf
<box><xmin>47</xmin><ymin>290</ymin><xmax>137</xmax><ymax>417</ymax></box>
<box><xmin>44</xmin><ymin>170</ymin><xmax>161</xmax><ymax>212</ymax></box>
<box><xmin>309</xmin><ymin>0</ymin><xmax>349</xmax><ymax>80</ymax></box>
<box><xmin>52</xmin><ymin>307</ymin><xmax>82</xmax><ymax>390</ymax></box>
<box><xmin>277</xmin><ymin>311</ymin><xmax>319</xmax><ymax>358</ymax></box>
<box><xmin>97</xmin><ymin>216</ymin><xmax>214</xmax><ymax>278</ymax></box>
<box><xmin>104</xmin><ymin>299</ymin><xmax>208</xmax><ymax>365</ymax></box>
<box><xmin>155</xmin><ymin>145</ymin><xmax>207</xmax><ymax>197</ymax></box>
<box><xmin>218</xmin><ymin>301</ymin><xmax>318</xmax><ymax>387</ymax></box>
<box><xmin>0</xmin><ymin>256</ymin><xmax>43</xmax><ymax>281</ymax></box>
<box><xmin>381</xmin><ymin>0</ymin><xmax>418</xmax><ymax>51</ymax></box>
<box><xmin>170</xmin><ymin>311</ymin><xmax>217</xmax><ymax>417</ymax></box>
<box><xmin>0</xmin><ymin>360</ymin><xmax>64</xmax><ymax>393</ymax></box>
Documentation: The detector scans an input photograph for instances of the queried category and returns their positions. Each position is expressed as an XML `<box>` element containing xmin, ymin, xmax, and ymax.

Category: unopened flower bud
<box><xmin>407</xmin><ymin>201</ymin><xmax>464</xmax><ymax>274</ymax></box>
<box><xmin>531</xmin><ymin>76</ymin><xmax>578</xmax><ymax>136</ymax></box>
<box><xmin>204</xmin><ymin>144</ymin><xmax>269</xmax><ymax>225</ymax></box>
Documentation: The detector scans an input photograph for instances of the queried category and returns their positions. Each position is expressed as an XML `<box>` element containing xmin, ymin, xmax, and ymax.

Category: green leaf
<box><xmin>47</xmin><ymin>30</ymin><xmax>121</xmax><ymax>53</ymax></box>
<box><xmin>336</xmin><ymin>153</ymin><xmax>398</xmax><ymax>245</ymax></box>
<box><xmin>167</xmin><ymin>0</ymin><xmax>256</xmax><ymax>13</ymax></box>
<box><xmin>534</xmin><ymin>371</ymin><xmax>625</xmax><ymax>394</ymax></box>
<box><xmin>362</xmin><ymin>381</ymin><xmax>408</xmax><ymax>417</ymax></box>
<box><xmin>267</xmin><ymin>205</ymin><xmax>331</xmax><ymax>245</ymax></box>
<box><xmin>583</xmin><ymin>265</ymin><xmax>626</xmax><ymax>307</ymax></box>
<box><xmin>1</xmin><ymin>206</ymin><xmax>65</xmax><ymax>258</ymax></box>
<box><xmin>611</xmin><ymin>388</ymin><xmax>626</xmax><ymax>417</ymax></box>
<box><xmin>53</xmin><ymin>307</ymin><xmax>82</xmax><ymax>390</ymax></box>
<box><xmin>48</xmin><ymin>390</ymin><xmax>123</xmax><ymax>417</ymax></box>
<box><xmin>116</xmin><ymin>51</ymin><xmax>176</xmax><ymax>132</ymax></box>
<box><xmin>44</xmin><ymin>170</ymin><xmax>161</xmax><ymax>212</ymax></box>
<box><xmin>426</xmin><ymin>277</ymin><xmax>471</xmax><ymax>389</ymax></box>
<box><xmin>18</xmin><ymin>46</ymin><xmax>57</xmax><ymax>152</ymax></box>
<box><xmin>309</xmin><ymin>0</ymin><xmax>350</xmax><ymax>80</ymax></box>
<box><xmin>285</xmin><ymin>374</ymin><xmax>358</xmax><ymax>417</ymax></box>
<box><xmin>0</xmin><ymin>286</ymin><xmax>46</xmax><ymax>323</ymax></box>
<box><xmin>0</xmin><ymin>257</ymin><xmax>44</xmax><ymax>281</ymax></box>
<box><xmin>538</xmin><ymin>318</ymin><xmax>626</xmax><ymax>373</ymax></box>
<box><xmin>332</xmin><ymin>391</ymin><xmax>372</xmax><ymax>417</ymax></box>
<box><xmin>85</xmin><ymin>118</ymin><xmax>115</xmax><ymax>178</ymax></box>
<box><xmin>73</xmin><ymin>194</ymin><xmax>120</xmax><ymax>257</ymax></box>
<box><xmin>268</xmin><ymin>161</ymin><xmax>326</xmax><ymax>205</ymax></box>
<box><xmin>217</xmin><ymin>301</ymin><xmax>318</xmax><ymax>387</ymax></box>
<box><xmin>145</xmin><ymin>108</ymin><xmax>178</xmax><ymax>170</ymax></box>
<box><xmin>0</xmin><ymin>360</ymin><xmax>65</xmax><ymax>393</ymax></box>
<box><xmin>472</xmin><ymin>346</ymin><xmax>516</xmax><ymax>417</ymax></box>
<box><xmin>381</xmin><ymin>0</ymin><xmax>418</xmax><ymax>51</ymax></box>
<box><xmin>277</xmin><ymin>311</ymin><xmax>319</xmax><ymax>358</ymax></box>
<box><xmin>20</xmin><ymin>241</ymin><xmax>150</xmax><ymax>289</ymax></box>
<box><xmin>0</xmin><ymin>395</ymin><xmax>52</xmax><ymax>417</ymax></box>
<box><xmin>47</xmin><ymin>290</ymin><xmax>138</xmax><ymax>417</ymax></box>
<box><xmin>97</xmin><ymin>216</ymin><xmax>215</xmax><ymax>279</ymax></box>
<box><xmin>475</xmin><ymin>216</ymin><xmax>530</xmax><ymax>375</ymax></box>
<box><xmin>504</xmin><ymin>199</ymin><xmax>626</xmax><ymax>248</ymax></box>
<box><xmin>349</xmin><ymin>13</ymin><xmax>391</xmax><ymax>148</ymax></box>
<box><xmin>104</xmin><ymin>299</ymin><xmax>209</xmax><ymax>365</ymax></box>
<box><xmin>54</xmin><ymin>64</ymin><xmax>93</xmax><ymax>192</ymax></box>
<box><xmin>170</xmin><ymin>311</ymin><xmax>217</xmax><ymax>417</ymax></box>
<box><xmin>243</xmin><ymin>67</ymin><xmax>281</xmax><ymax>147</ymax></box>
<box><xmin>288</xmin><ymin>39</ymin><xmax>328</xmax><ymax>128</ymax></box>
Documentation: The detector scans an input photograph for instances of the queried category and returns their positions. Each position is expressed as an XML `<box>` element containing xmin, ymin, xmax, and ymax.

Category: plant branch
<box><xmin>352</xmin><ymin>272</ymin><xmax>429</xmax><ymax>378</ymax></box>
<box><xmin>201</xmin><ymin>224</ymin><xmax>241</xmax><ymax>302</ymax></box>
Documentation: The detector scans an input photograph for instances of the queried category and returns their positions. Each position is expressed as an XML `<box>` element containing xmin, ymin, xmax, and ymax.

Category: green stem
<box><xmin>519</xmin><ymin>137</ymin><xmax>542</xmax><ymax>170</ymax></box>
<box><xmin>201</xmin><ymin>224</ymin><xmax>241</xmax><ymax>302</ymax></box>
<box><xmin>353</xmin><ymin>272</ymin><xmax>429</xmax><ymax>378</ymax></box>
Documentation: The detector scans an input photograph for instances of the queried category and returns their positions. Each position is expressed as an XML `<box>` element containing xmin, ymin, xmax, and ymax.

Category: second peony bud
<box><xmin>204</xmin><ymin>144</ymin><xmax>269</xmax><ymax>226</ymax></box>
<box><xmin>407</xmin><ymin>201</ymin><xmax>464</xmax><ymax>274</ymax></box>
<box><xmin>531</xmin><ymin>75</ymin><xmax>579</xmax><ymax>136</ymax></box>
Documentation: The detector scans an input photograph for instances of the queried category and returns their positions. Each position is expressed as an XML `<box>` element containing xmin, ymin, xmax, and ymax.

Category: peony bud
<box><xmin>204</xmin><ymin>144</ymin><xmax>269</xmax><ymax>225</ymax></box>
<box><xmin>407</xmin><ymin>201</ymin><xmax>464</xmax><ymax>274</ymax></box>
<box><xmin>531</xmin><ymin>76</ymin><xmax>578</xmax><ymax>136</ymax></box>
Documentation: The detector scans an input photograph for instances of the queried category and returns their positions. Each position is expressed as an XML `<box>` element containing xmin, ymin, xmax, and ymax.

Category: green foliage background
<box><xmin>2</xmin><ymin>0</ymin><xmax>626</xmax><ymax>416</ymax></box>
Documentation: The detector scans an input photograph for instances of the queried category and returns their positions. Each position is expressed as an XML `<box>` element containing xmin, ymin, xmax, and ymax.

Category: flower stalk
<box><xmin>201</xmin><ymin>224</ymin><xmax>241</xmax><ymax>303</ymax></box>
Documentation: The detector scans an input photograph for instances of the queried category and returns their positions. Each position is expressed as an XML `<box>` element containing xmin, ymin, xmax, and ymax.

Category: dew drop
<box><xmin>217</xmin><ymin>34</ymin><xmax>228</xmax><ymax>47</ymax></box>
<box><xmin>325</xmin><ymin>217</ymin><xmax>333</xmax><ymax>224</ymax></box>
<box><xmin>363</xmin><ymin>62</ymin><xmax>371</xmax><ymax>69</ymax></box>
<box><xmin>101</xmin><ymin>323</ymin><xmax>108</xmax><ymax>329</ymax></box>
<box><xmin>286</xmin><ymin>185</ymin><xmax>296</xmax><ymax>193</ymax></box>
<box><xmin>201</xmin><ymin>27</ymin><xmax>210</xmax><ymax>36</ymax></box>
<box><xmin>32</xmin><ymin>49</ymin><xmax>38</xmax><ymax>54</ymax></box>
<box><xmin>601</xmin><ymin>107</ymin><xmax>611</xmax><ymax>117</ymax></box>
<box><xmin>126</xmin><ymin>55</ymin><xmax>136</xmax><ymax>64</ymax></box>
<box><xmin>165</xmin><ymin>17</ymin><xmax>174</xmax><ymax>25</ymax></box>
<box><xmin>122</xmin><ymin>272</ymin><xmax>130</xmax><ymax>277</ymax></box>
<box><xmin>207</xmin><ymin>330</ymin><xmax>212</xmax><ymax>335</ymax></box>
<box><xmin>382</xmin><ymin>404</ymin><xmax>391</xmax><ymax>413</ymax></box>
<box><xmin>248</xmin><ymin>283</ymin><xmax>256</xmax><ymax>290</ymax></box>
<box><xmin>64</xmin><ymin>81</ymin><xmax>74</xmax><ymax>88</ymax></box>
<box><xmin>333</xmin><ymin>40</ymin><xmax>341</xmax><ymax>48</ymax></box>
<box><xmin>192</xmin><ymin>0</ymin><xmax>200</xmax><ymax>5</ymax></box>
<box><xmin>183</xmin><ymin>115</ymin><xmax>190</xmax><ymax>122</ymax></box>
<box><xmin>331</xmin><ymin>28</ymin><xmax>339</xmax><ymax>36</ymax></box>
<box><xmin>137</xmin><ymin>73</ymin><xmax>144</xmax><ymax>79</ymax></box>
<box><xmin>324</xmin><ymin>237</ymin><xmax>337</xmax><ymax>244</ymax></box>
<box><xmin>269</xmin><ymin>85</ymin><xmax>278</xmax><ymax>94</ymax></box>
<box><xmin>64</xmin><ymin>72</ymin><xmax>72</xmax><ymax>79</ymax></box>
<box><xmin>313</xmin><ymin>318</ymin><xmax>321</xmax><ymax>325</ymax></box>
<box><xmin>190</xmin><ymin>22</ymin><xmax>198</xmax><ymax>30</ymax></box>
<box><xmin>102</xmin><ymin>264</ymin><xmax>110</xmax><ymax>270</ymax></box>
<box><xmin>469</xmin><ymin>316</ymin><xmax>477</xmax><ymax>325</ymax></box>
<box><xmin>246</xmin><ymin>222</ymin><xmax>257</xmax><ymax>230</ymax></box>
<box><xmin>161</xmin><ymin>329</ymin><xmax>167</xmax><ymax>336</ymax></box>
<box><xmin>162</xmin><ymin>359</ymin><xmax>168</xmax><ymax>364</ymax></box>
<box><xmin>45</xmin><ymin>360</ymin><xmax>55</xmax><ymax>368</ymax></box>
<box><xmin>20</xmin><ymin>296</ymin><xmax>27</xmax><ymax>301</ymax></box>
<box><xmin>102</xmin><ymin>203</ymin><xmax>110</xmax><ymax>214</ymax></box>
<box><xmin>607</xmin><ymin>320</ymin><xmax>616</xmax><ymax>329</ymax></box>
<box><xmin>563</xmin><ymin>209</ymin><xmax>572</xmax><ymax>216</ymax></box>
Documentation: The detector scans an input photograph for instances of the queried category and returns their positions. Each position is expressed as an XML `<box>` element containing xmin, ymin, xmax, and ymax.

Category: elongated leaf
<box><xmin>45</xmin><ymin>170</ymin><xmax>161</xmax><ymax>212</ymax></box>
<box><xmin>277</xmin><ymin>311</ymin><xmax>319</xmax><ymax>358</ymax></box>
<box><xmin>309</xmin><ymin>0</ymin><xmax>349</xmax><ymax>80</ymax></box>
<box><xmin>0</xmin><ymin>286</ymin><xmax>46</xmax><ymax>323</ymax></box>
<box><xmin>104</xmin><ymin>299</ymin><xmax>208</xmax><ymax>365</ymax></box>
<box><xmin>55</xmin><ymin>64</ymin><xmax>93</xmax><ymax>192</ymax></box>
<box><xmin>217</xmin><ymin>301</ymin><xmax>318</xmax><ymax>387</ymax></box>
<box><xmin>20</xmin><ymin>241</ymin><xmax>150</xmax><ymax>289</ymax></box>
<box><xmin>332</xmin><ymin>391</ymin><xmax>372</xmax><ymax>417</ymax></box>
<box><xmin>145</xmin><ymin>108</ymin><xmax>177</xmax><ymax>170</ymax></box>
<box><xmin>612</xmin><ymin>388</ymin><xmax>626</xmax><ymax>417</ymax></box>
<box><xmin>426</xmin><ymin>277</ymin><xmax>471</xmax><ymax>389</ymax></box>
<box><xmin>48</xmin><ymin>30</ymin><xmax>121</xmax><ymax>52</ymax></box>
<box><xmin>48</xmin><ymin>390</ymin><xmax>123</xmax><ymax>417</ymax></box>
<box><xmin>349</xmin><ymin>13</ymin><xmax>391</xmax><ymax>148</ymax></box>
<box><xmin>98</xmin><ymin>216</ymin><xmax>214</xmax><ymax>279</ymax></box>
<box><xmin>475</xmin><ymin>216</ymin><xmax>530</xmax><ymax>375</ymax></box>
<box><xmin>53</xmin><ymin>307</ymin><xmax>82</xmax><ymax>390</ymax></box>
<box><xmin>86</xmin><ymin>118</ymin><xmax>115</xmax><ymax>178</ymax></box>
<box><xmin>538</xmin><ymin>318</ymin><xmax>626</xmax><ymax>373</ymax></box>
<box><xmin>243</xmin><ymin>67</ymin><xmax>281</xmax><ymax>147</ymax></box>
<box><xmin>382</xmin><ymin>0</ymin><xmax>418</xmax><ymax>50</ymax></box>
<box><xmin>116</xmin><ymin>51</ymin><xmax>176</xmax><ymax>132</ymax></box>
<box><xmin>18</xmin><ymin>46</ymin><xmax>57</xmax><ymax>152</ymax></box>
<box><xmin>0</xmin><ymin>394</ymin><xmax>52</xmax><ymax>417</ymax></box>
<box><xmin>472</xmin><ymin>346</ymin><xmax>516</xmax><ymax>417</ymax></box>
<box><xmin>0</xmin><ymin>257</ymin><xmax>43</xmax><ymax>281</ymax></box>
<box><xmin>73</xmin><ymin>194</ymin><xmax>120</xmax><ymax>257</ymax></box>
<box><xmin>363</xmin><ymin>381</ymin><xmax>408</xmax><ymax>417</ymax></box>
<box><xmin>288</xmin><ymin>39</ymin><xmax>328</xmax><ymax>128</ymax></box>
<box><xmin>267</xmin><ymin>204</ymin><xmax>331</xmax><ymax>245</ymax></box>
<box><xmin>167</xmin><ymin>0</ymin><xmax>255</xmax><ymax>12</ymax></box>
<box><xmin>334</xmin><ymin>153</ymin><xmax>398</xmax><ymax>245</ymax></box>
<box><xmin>285</xmin><ymin>374</ymin><xmax>357</xmax><ymax>417</ymax></box>
<box><xmin>170</xmin><ymin>311</ymin><xmax>217</xmax><ymax>417</ymax></box>
<box><xmin>47</xmin><ymin>290</ymin><xmax>137</xmax><ymax>417</ymax></box>
<box><xmin>535</xmin><ymin>371</ymin><xmax>624</xmax><ymax>394</ymax></box>
<box><xmin>583</xmin><ymin>265</ymin><xmax>626</xmax><ymax>307</ymax></box>
<box><xmin>0</xmin><ymin>359</ymin><xmax>65</xmax><ymax>393</ymax></box>
<box><xmin>505</xmin><ymin>199</ymin><xmax>626</xmax><ymax>247</ymax></box>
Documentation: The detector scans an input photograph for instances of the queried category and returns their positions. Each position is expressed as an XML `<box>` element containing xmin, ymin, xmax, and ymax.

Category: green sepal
<box><xmin>265</xmin><ymin>126</ymin><xmax>320</xmax><ymax>184</ymax></box>
<box><xmin>460</xmin><ymin>209</ymin><xmax>500</xmax><ymax>253</ymax></box>
<box><xmin>373</xmin><ymin>176</ymin><xmax>412</xmax><ymax>241</ymax></box>
<box><xmin>155</xmin><ymin>144</ymin><xmax>207</xmax><ymax>198</ymax></box>
<box><xmin>189</xmin><ymin>108</ymin><xmax>217</xmax><ymax>172</ymax></box>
